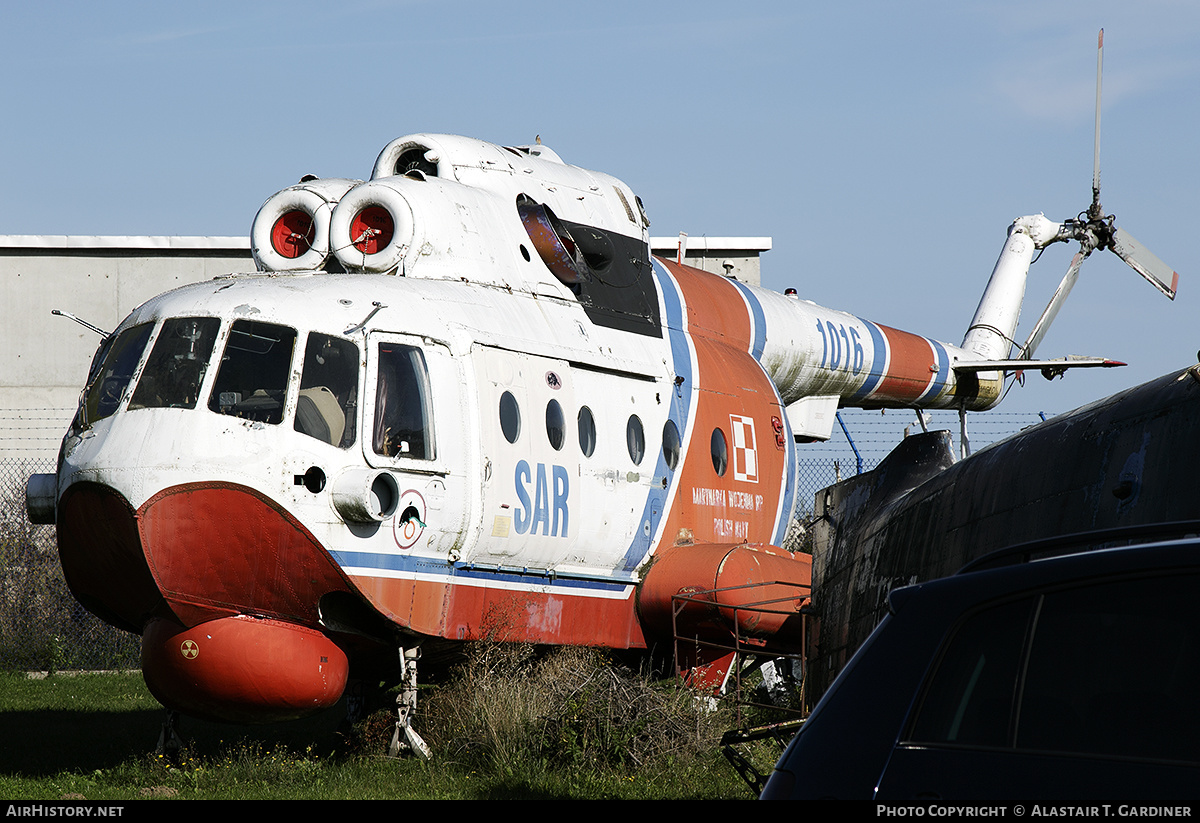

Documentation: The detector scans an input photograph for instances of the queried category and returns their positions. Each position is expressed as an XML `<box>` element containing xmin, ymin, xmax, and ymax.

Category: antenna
<box><xmin>52</xmin><ymin>309</ymin><xmax>109</xmax><ymax>339</ymax></box>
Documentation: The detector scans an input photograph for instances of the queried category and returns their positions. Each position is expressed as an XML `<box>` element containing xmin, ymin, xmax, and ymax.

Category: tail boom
<box><xmin>743</xmin><ymin>284</ymin><xmax>1004</xmax><ymax>415</ymax></box>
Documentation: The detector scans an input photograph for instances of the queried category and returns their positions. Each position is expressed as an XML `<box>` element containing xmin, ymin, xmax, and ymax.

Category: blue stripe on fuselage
<box><xmin>731</xmin><ymin>280</ymin><xmax>767</xmax><ymax>362</ymax></box>
<box><xmin>918</xmin><ymin>339</ymin><xmax>951</xmax><ymax>404</ymax></box>
<box><xmin>331</xmin><ymin>549</ymin><xmax>630</xmax><ymax>593</ymax></box>
<box><xmin>617</xmin><ymin>260</ymin><xmax>694</xmax><ymax>572</ymax></box>
<box><xmin>773</xmin><ymin>406</ymin><xmax>798</xmax><ymax>546</ymax></box>
<box><xmin>849</xmin><ymin>318</ymin><xmax>888</xmax><ymax>402</ymax></box>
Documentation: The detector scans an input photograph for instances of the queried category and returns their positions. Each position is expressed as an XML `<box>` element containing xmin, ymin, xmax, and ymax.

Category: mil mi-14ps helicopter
<box><xmin>25</xmin><ymin>32</ymin><xmax>1178</xmax><ymax>755</ymax></box>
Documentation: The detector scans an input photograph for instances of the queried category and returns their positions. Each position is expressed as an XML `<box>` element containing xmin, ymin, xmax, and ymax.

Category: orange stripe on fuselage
<box><xmin>347</xmin><ymin>574</ymin><xmax>647</xmax><ymax>648</ymax></box>
<box><xmin>875</xmin><ymin>323</ymin><xmax>936</xmax><ymax>403</ymax></box>
<box><xmin>659</xmin><ymin>259</ymin><xmax>754</xmax><ymax>350</ymax></box>
<box><xmin>654</xmin><ymin>259</ymin><xmax>786</xmax><ymax>549</ymax></box>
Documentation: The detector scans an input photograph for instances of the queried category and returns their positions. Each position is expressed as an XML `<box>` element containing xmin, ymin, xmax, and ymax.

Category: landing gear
<box><xmin>155</xmin><ymin>709</ymin><xmax>184</xmax><ymax>760</ymax></box>
<box><xmin>389</xmin><ymin>646</ymin><xmax>431</xmax><ymax>760</ymax></box>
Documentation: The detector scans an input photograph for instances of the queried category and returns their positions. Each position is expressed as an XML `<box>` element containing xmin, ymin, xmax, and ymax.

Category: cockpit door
<box><xmin>361</xmin><ymin>333</ymin><xmax>475</xmax><ymax>560</ymax></box>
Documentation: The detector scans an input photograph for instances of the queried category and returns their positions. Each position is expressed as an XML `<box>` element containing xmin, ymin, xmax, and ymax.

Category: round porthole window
<box><xmin>662</xmin><ymin>420</ymin><xmax>681</xmax><ymax>471</ymax></box>
<box><xmin>711</xmin><ymin>427</ymin><xmax>727</xmax><ymax>476</ymax></box>
<box><xmin>546</xmin><ymin>399</ymin><xmax>565</xmax><ymax>450</ymax></box>
<box><xmin>578</xmin><ymin>406</ymin><xmax>596</xmax><ymax>457</ymax></box>
<box><xmin>500</xmin><ymin>391</ymin><xmax>521</xmax><ymax>444</ymax></box>
<box><xmin>627</xmin><ymin>414</ymin><xmax>645</xmax><ymax>465</ymax></box>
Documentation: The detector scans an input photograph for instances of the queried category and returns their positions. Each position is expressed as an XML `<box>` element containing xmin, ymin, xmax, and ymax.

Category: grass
<box><xmin>0</xmin><ymin>650</ymin><xmax>759</xmax><ymax>801</ymax></box>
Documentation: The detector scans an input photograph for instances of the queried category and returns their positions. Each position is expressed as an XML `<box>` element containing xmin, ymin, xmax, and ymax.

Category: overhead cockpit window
<box><xmin>373</xmin><ymin>343</ymin><xmax>435</xmax><ymax>459</ymax></box>
<box><xmin>208</xmin><ymin>320</ymin><xmax>297</xmax><ymax>424</ymax></box>
<box><xmin>81</xmin><ymin>323</ymin><xmax>154</xmax><ymax>425</ymax></box>
<box><xmin>129</xmin><ymin>318</ymin><xmax>220</xmax><ymax>411</ymax></box>
<box><xmin>295</xmin><ymin>333</ymin><xmax>359</xmax><ymax>448</ymax></box>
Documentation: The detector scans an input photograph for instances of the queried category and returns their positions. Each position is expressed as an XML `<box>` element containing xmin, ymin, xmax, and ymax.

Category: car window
<box><xmin>908</xmin><ymin>598</ymin><xmax>1032</xmax><ymax>747</ymax></box>
<box><xmin>1016</xmin><ymin>573</ymin><xmax>1200</xmax><ymax>763</ymax></box>
<box><xmin>907</xmin><ymin>571</ymin><xmax>1200</xmax><ymax>764</ymax></box>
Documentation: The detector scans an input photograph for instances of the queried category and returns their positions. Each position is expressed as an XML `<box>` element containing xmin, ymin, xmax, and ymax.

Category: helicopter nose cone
<box><xmin>57</xmin><ymin>482</ymin><xmax>169</xmax><ymax>633</ymax></box>
<box><xmin>58</xmin><ymin>480</ymin><xmax>357</xmax><ymax>634</ymax></box>
<box><xmin>135</xmin><ymin>482</ymin><xmax>354</xmax><ymax>628</ymax></box>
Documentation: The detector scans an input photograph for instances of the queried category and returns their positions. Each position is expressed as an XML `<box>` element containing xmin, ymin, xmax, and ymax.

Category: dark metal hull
<box><xmin>809</xmin><ymin>364</ymin><xmax>1200</xmax><ymax>697</ymax></box>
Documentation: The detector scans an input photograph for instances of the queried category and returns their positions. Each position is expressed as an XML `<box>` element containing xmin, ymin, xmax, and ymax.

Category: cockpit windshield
<box><xmin>129</xmin><ymin>318</ymin><xmax>220</xmax><ymax>410</ymax></box>
<box><xmin>70</xmin><ymin>315</ymin><xmax>371</xmax><ymax>446</ymax></box>
<box><xmin>208</xmin><ymin>319</ymin><xmax>297</xmax><ymax>424</ymax></box>
<box><xmin>80</xmin><ymin>323</ymin><xmax>154</xmax><ymax>426</ymax></box>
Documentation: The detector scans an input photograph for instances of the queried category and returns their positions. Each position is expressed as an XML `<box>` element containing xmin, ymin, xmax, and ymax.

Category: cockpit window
<box><xmin>81</xmin><ymin>323</ymin><xmax>154</xmax><ymax>425</ymax></box>
<box><xmin>295</xmin><ymin>333</ymin><xmax>359</xmax><ymax>448</ymax></box>
<box><xmin>208</xmin><ymin>319</ymin><xmax>297</xmax><ymax>424</ymax></box>
<box><xmin>373</xmin><ymin>343</ymin><xmax>435</xmax><ymax>459</ymax></box>
<box><xmin>129</xmin><ymin>318</ymin><xmax>220</xmax><ymax>411</ymax></box>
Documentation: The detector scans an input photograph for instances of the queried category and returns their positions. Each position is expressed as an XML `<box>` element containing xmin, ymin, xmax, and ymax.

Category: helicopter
<box><xmin>25</xmin><ymin>32</ymin><xmax>1177</xmax><ymax>756</ymax></box>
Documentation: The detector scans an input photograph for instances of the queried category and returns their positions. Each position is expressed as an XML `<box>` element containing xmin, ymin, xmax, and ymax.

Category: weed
<box><xmin>421</xmin><ymin>643</ymin><xmax>732</xmax><ymax>778</ymax></box>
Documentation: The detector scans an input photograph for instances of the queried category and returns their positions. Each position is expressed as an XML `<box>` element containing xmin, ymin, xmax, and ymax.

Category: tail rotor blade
<box><xmin>1020</xmin><ymin>248</ymin><xmax>1090</xmax><ymax>360</ymax></box>
<box><xmin>1110</xmin><ymin>226</ymin><xmax>1179</xmax><ymax>300</ymax></box>
<box><xmin>1092</xmin><ymin>29</ymin><xmax>1104</xmax><ymax>213</ymax></box>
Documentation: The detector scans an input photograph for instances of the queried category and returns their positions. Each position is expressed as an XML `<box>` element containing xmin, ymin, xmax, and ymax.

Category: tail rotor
<box><xmin>1018</xmin><ymin>28</ymin><xmax>1178</xmax><ymax>360</ymax></box>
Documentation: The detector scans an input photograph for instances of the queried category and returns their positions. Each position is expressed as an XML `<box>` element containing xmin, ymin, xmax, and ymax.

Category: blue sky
<box><xmin>2</xmin><ymin>1</ymin><xmax>1197</xmax><ymax>428</ymax></box>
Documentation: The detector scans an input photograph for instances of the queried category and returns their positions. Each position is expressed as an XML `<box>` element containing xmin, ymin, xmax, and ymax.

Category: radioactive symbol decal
<box><xmin>180</xmin><ymin>639</ymin><xmax>199</xmax><ymax>660</ymax></box>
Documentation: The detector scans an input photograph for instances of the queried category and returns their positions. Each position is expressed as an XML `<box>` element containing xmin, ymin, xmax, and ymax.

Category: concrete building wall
<box><xmin>651</xmin><ymin>236</ymin><xmax>770</xmax><ymax>286</ymax></box>
<box><xmin>0</xmin><ymin>235</ymin><xmax>770</xmax><ymax>460</ymax></box>
<box><xmin>1</xmin><ymin>237</ymin><xmax>250</xmax><ymax>460</ymax></box>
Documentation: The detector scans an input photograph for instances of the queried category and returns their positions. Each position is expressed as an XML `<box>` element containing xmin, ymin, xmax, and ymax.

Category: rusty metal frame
<box><xmin>669</xmin><ymin>577</ymin><xmax>812</xmax><ymax>727</ymax></box>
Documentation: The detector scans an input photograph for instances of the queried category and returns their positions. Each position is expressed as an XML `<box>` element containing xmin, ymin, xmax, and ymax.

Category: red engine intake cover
<box><xmin>141</xmin><ymin>615</ymin><xmax>348</xmax><ymax>724</ymax></box>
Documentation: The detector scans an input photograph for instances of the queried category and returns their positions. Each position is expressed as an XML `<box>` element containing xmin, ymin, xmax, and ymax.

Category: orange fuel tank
<box><xmin>636</xmin><ymin>542</ymin><xmax>811</xmax><ymax>644</ymax></box>
<box><xmin>141</xmin><ymin>615</ymin><xmax>349</xmax><ymax>724</ymax></box>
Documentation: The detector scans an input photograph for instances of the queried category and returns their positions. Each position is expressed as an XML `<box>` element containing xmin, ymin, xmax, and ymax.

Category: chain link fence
<box><xmin>0</xmin><ymin>457</ymin><xmax>140</xmax><ymax>673</ymax></box>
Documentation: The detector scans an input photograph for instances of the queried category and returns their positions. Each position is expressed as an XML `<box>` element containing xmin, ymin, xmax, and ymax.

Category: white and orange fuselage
<box><xmin>41</xmin><ymin>134</ymin><xmax>1018</xmax><ymax>723</ymax></box>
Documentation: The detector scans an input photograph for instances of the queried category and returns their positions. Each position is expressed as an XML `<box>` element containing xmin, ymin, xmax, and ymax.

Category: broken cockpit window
<box><xmin>129</xmin><ymin>317</ymin><xmax>220</xmax><ymax>411</ymax></box>
<box><xmin>294</xmin><ymin>333</ymin><xmax>359</xmax><ymax>448</ymax></box>
<box><xmin>373</xmin><ymin>343</ymin><xmax>435</xmax><ymax>460</ymax></box>
<box><xmin>208</xmin><ymin>319</ymin><xmax>297</xmax><ymax>424</ymax></box>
